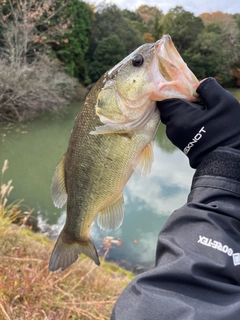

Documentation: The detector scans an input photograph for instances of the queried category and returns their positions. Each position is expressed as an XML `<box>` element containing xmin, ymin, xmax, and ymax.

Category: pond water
<box><xmin>1</xmin><ymin>88</ymin><xmax>240</xmax><ymax>272</ymax></box>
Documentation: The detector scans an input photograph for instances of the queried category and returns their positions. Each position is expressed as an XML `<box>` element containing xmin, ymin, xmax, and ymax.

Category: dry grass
<box><xmin>0</xmin><ymin>228</ymin><xmax>133</xmax><ymax>320</ymax></box>
<box><xmin>0</xmin><ymin>160</ymin><xmax>23</xmax><ymax>235</ymax></box>
<box><xmin>0</xmin><ymin>161</ymin><xmax>133</xmax><ymax>319</ymax></box>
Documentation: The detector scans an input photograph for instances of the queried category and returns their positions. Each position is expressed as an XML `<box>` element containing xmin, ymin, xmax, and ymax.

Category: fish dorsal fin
<box><xmin>133</xmin><ymin>141</ymin><xmax>154</xmax><ymax>177</ymax></box>
<box><xmin>97</xmin><ymin>194</ymin><xmax>124</xmax><ymax>230</ymax></box>
<box><xmin>51</xmin><ymin>155</ymin><xmax>67</xmax><ymax>208</ymax></box>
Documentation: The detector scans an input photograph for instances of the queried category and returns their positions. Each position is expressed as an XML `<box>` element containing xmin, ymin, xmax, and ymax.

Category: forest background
<box><xmin>1</xmin><ymin>3</ymin><xmax>240</xmax><ymax>317</ymax></box>
<box><xmin>0</xmin><ymin>0</ymin><xmax>240</xmax><ymax>122</ymax></box>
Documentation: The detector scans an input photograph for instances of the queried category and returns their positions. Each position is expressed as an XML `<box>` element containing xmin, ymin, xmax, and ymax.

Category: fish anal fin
<box><xmin>133</xmin><ymin>141</ymin><xmax>154</xmax><ymax>177</ymax></box>
<box><xmin>97</xmin><ymin>194</ymin><xmax>124</xmax><ymax>231</ymax></box>
<box><xmin>51</xmin><ymin>154</ymin><xmax>67</xmax><ymax>208</ymax></box>
<box><xmin>49</xmin><ymin>231</ymin><xmax>100</xmax><ymax>272</ymax></box>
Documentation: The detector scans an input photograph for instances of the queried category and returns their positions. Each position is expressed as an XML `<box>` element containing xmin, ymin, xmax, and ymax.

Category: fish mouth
<box><xmin>155</xmin><ymin>35</ymin><xmax>182</xmax><ymax>67</ymax></box>
<box><xmin>152</xmin><ymin>34</ymin><xmax>199</xmax><ymax>100</ymax></box>
<box><xmin>154</xmin><ymin>34</ymin><xmax>199</xmax><ymax>85</ymax></box>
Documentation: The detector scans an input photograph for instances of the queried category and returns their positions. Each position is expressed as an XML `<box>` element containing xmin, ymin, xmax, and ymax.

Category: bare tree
<box><xmin>0</xmin><ymin>0</ymin><xmax>71</xmax><ymax>66</ymax></box>
<box><xmin>0</xmin><ymin>0</ymin><xmax>80</xmax><ymax>122</ymax></box>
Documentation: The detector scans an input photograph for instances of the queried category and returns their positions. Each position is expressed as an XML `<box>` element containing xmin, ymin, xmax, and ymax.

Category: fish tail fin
<box><xmin>49</xmin><ymin>231</ymin><xmax>100</xmax><ymax>272</ymax></box>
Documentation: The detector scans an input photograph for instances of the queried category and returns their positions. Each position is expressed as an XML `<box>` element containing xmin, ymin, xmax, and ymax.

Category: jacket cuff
<box><xmin>194</xmin><ymin>147</ymin><xmax>240</xmax><ymax>183</ymax></box>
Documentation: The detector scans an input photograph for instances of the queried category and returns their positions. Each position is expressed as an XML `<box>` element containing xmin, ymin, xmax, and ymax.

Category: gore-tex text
<box><xmin>198</xmin><ymin>235</ymin><xmax>240</xmax><ymax>266</ymax></box>
<box><xmin>184</xmin><ymin>127</ymin><xmax>206</xmax><ymax>155</ymax></box>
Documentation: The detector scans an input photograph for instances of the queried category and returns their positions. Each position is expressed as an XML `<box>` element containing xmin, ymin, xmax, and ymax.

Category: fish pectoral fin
<box><xmin>89</xmin><ymin>123</ymin><xmax>129</xmax><ymax>135</ymax></box>
<box><xmin>90</xmin><ymin>104</ymin><xmax>156</xmax><ymax>135</ymax></box>
<box><xmin>49</xmin><ymin>231</ymin><xmax>100</xmax><ymax>272</ymax></box>
<box><xmin>97</xmin><ymin>194</ymin><xmax>124</xmax><ymax>231</ymax></box>
<box><xmin>51</xmin><ymin>154</ymin><xmax>67</xmax><ymax>208</ymax></box>
<box><xmin>133</xmin><ymin>141</ymin><xmax>154</xmax><ymax>177</ymax></box>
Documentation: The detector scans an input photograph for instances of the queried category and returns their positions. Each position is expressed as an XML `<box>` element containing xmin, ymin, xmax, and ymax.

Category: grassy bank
<box><xmin>0</xmin><ymin>218</ymin><xmax>134</xmax><ymax>320</ymax></box>
<box><xmin>0</xmin><ymin>162</ymin><xmax>133</xmax><ymax>320</ymax></box>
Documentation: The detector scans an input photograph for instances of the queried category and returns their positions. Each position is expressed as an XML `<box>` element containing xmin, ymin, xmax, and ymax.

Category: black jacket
<box><xmin>111</xmin><ymin>147</ymin><xmax>240</xmax><ymax>320</ymax></box>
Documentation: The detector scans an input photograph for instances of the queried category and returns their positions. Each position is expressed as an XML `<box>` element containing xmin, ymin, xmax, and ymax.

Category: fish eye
<box><xmin>132</xmin><ymin>55</ymin><xmax>144</xmax><ymax>67</ymax></box>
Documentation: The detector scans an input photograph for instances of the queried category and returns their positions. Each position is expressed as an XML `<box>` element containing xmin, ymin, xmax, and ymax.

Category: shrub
<box><xmin>0</xmin><ymin>56</ymin><xmax>80</xmax><ymax>122</ymax></box>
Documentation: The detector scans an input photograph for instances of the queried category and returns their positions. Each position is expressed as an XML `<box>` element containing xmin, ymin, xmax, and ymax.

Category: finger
<box><xmin>157</xmin><ymin>98</ymin><xmax>191</xmax><ymax>114</ymax></box>
<box><xmin>157</xmin><ymin>98</ymin><xmax>203</xmax><ymax>124</ymax></box>
<box><xmin>196</xmin><ymin>77</ymin><xmax>236</xmax><ymax>109</ymax></box>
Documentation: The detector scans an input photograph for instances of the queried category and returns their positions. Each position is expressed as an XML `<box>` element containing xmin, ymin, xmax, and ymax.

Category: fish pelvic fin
<box><xmin>49</xmin><ymin>231</ymin><xmax>100</xmax><ymax>272</ymax></box>
<box><xmin>133</xmin><ymin>141</ymin><xmax>154</xmax><ymax>177</ymax></box>
<box><xmin>51</xmin><ymin>154</ymin><xmax>67</xmax><ymax>208</ymax></box>
<box><xmin>97</xmin><ymin>194</ymin><xmax>124</xmax><ymax>230</ymax></box>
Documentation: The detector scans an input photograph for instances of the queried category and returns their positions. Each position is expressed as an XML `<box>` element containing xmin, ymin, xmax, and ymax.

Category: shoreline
<box><xmin>0</xmin><ymin>215</ymin><xmax>134</xmax><ymax>319</ymax></box>
<box><xmin>25</xmin><ymin>214</ymin><xmax>151</xmax><ymax>274</ymax></box>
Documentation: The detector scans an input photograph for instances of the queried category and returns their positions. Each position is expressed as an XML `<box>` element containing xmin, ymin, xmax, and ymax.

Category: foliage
<box><xmin>0</xmin><ymin>0</ymin><xmax>82</xmax><ymax>122</ymax></box>
<box><xmin>89</xmin><ymin>34</ymin><xmax>126</xmax><ymax>82</ymax></box>
<box><xmin>200</xmin><ymin>11</ymin><xmax>235</xmax><ymax>25</ymax></box>
<box><xmin>233</xmin><ymin>13</ymin><xmax>240</xmax><ymax>29</ymax></box>
<box><xmin>159</xmin><ymin>6</ymin><xmax>204</xmax><ymax>52</ymax></box>
<box><xmin>1</xmin><ymin>1</ymin><xmax>240</xmax><ymax>88</ymax></box>
<box><xmin>183</xmin><ymin>28</ymin><xmax>222</xmax><ymax>79</ymax></box>
<box><xmin>121</xmin><ymin>8</ymin><xmax>143</xmax><ymax>24</ymax></box>
<box><xmin>49</xmin><ymin>0</ymin><xmax>93</xmax><ymax>84</ymax></box>
<box><xmin>122</xmin><ymin>9</ymin><xmax>149</xmax><ymax>41</ymax></box>
<box><xmin>0</xmin><ymin>0</ymin><xmax>70</xmax><ymax>66</ymax></box>
<box><xmin>0</xmin><ymin>1</ymin><xmax>240</xmax><ymax>123</ymax></box>
<box><xmin>0</xmin><ymin>56</ymin><xmax>79</xmax><ymax>122</ymax></box>
<box><xmin>183</xmin><ymin>19</ymin><xmax>240</xmax><ymax>83</ymax></box>
<box><xmin>87</xmin><ymin>4</ymin><xmax>144</xmax><ymax>82</ymax></box>
<box><xmin>136</xmin><ymin>5</ymin><xmax>163</xmax><ymax>41</ymax></box>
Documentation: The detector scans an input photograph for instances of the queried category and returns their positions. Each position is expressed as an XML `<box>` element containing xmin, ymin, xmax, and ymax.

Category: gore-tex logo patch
<box><xmin>232</xmin><ymin>253</ymin><xmax>240</xmax><ymax>266</ymax></box>
<box><xmin>198</xmin><ymin>235</ymin><xmax>240</xmax><ymax>266</ymax></box>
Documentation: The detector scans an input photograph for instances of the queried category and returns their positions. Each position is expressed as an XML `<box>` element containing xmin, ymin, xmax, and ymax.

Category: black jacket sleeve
<box><xmin>111</xmin><ymin>147</ymin><xmax>240</xmax><ymax>320</ymax></box>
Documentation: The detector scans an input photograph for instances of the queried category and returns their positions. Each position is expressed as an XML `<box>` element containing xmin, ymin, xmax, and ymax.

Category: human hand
<box><xmin>157</xmin><ymin>77</ymin><xmax>240</xmax><ymax>168</ymax></box>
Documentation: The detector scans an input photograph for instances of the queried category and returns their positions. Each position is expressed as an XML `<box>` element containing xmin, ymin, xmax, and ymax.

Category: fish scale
<box><xmin>49</xmin><ymin>35</ymin><xmax>199</xmax><ymax>272</ymax></box>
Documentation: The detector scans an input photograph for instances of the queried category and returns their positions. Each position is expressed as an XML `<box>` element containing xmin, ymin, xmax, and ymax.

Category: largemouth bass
<box><xmin>49</xmin><ymin>35</ymin><xmax>199</xmax><ymax>272</ymax></box>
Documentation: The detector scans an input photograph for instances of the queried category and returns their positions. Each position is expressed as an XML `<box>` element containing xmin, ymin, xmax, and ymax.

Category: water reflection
<box><xmin>0</xmin><ymin>87</ymin><xmax>239</xmax><ymax>270</ymax></box>
<box><xmin>0</xmin><ymin>108</ymin><xmax>77</xmax><ymax>224</ymax></box>
<box><xmin>92</xmin><ymin>138</ymin><xmax>193</xmax><ymax>270</ymax></box>
<box><xmin>45</xmin><ymin>127</ymin><xmax>194</xmax><ymax>271</ymax></box>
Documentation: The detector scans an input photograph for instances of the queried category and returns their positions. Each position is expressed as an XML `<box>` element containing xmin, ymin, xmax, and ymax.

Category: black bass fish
<box><xmin>49</xmin><ymin>35</ymin><xmax>199</xmax><ymax>271</ymax></box>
